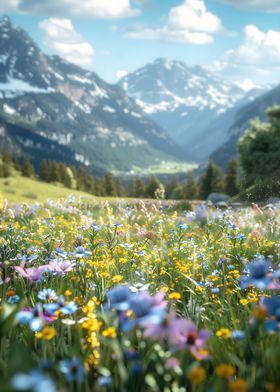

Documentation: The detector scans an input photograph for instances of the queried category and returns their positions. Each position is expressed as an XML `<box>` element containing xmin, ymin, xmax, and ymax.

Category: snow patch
<box><xmin>68</xmin><ymin>74</ymin><xmax>92</xmax><ymax>84</ymax></box>
<box><xmin>0</xmin><ymin>79</ymin><xmax>49</xmax><ymax>97</ymax></box>
<box><xmin>103</xmin><ymin>105</ymin><xmax>116</xmax><ymax>113</ymax></box>
<box><xmin>3</xmin><ymin>104</ymin><xmax>16</xmax><ymax>115</ymax></box>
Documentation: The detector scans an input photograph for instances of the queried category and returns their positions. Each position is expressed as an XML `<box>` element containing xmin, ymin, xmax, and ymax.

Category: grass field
<box><xmin>0</xmin><ymin>173</ymin><xmax>95</xmax><ymax>203</ymax></box>
<box><xmin>1</xmin><ymin>196</ymin><xmax>280</xmax><ymax>391</ymax></box>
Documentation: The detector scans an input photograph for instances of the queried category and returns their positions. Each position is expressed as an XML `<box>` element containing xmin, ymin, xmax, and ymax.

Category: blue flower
<box><xmin>231</xmin><ymin>330</ymin><xmax>245</xmax><ymax>340</ymax></box>
<box><xmin>7</xmin><ymin>295</ymin><xmax>20</xmax><ymax>304</ymax></box>
<box><xmin>12</xmin><ymin>370</ymin><xmax>56</xmax><ymax>392</ymax></box>
<box><xmin>54</xmin><ymin>248</ymin><xmax>68</xmax><ymax>259</ymax></box>
<box><xmin>98</xmin><ymin>376</ymin><xmax>112</xmax><ymax>387</ymax></box>
<box><xmin>75</xmin><ymin>246</ymin><xmax>91</xmax><ymax>258</ymax></box>
<box><xmin>44</xmin><ymin>295</ymin><xmax>78</xmax><ymax>315</ymax></box>
<box><xmin>59</xmin><ymin>358</ymin><xmax>85</xmax><ymax>383</ymax></box>
<box><xmin>38</xmin><ymin>288</ymin><xmax>58</xmax><ymax>302</ymax></box>
<box><xmin>92</xmin><ymin>223</ymin><xmax>101</xmax><ymax>231</ymax></box>
<box><xmin>261</xmin><ymin>296</ymin><xmax>280</xmax><ymax>332</ymax></box>
<box><xmin>106</xmin><ymin>285</ymin><xmax>133</xmax><ymax>311</ymax></box>
<box><xmin>177</xmin><ymin>221</ymin><xmax>188</xmax><ymax>230</ymax></box>
<box><xmin>16</xmin><ymin>304</ymin><xmax>44</xmax><ymax>332</ymax></box>
<box><xmin>240</xmin><ymin>258</ymin><xmax>272</xmax><ymax>290</ymax></box>
<box><xmin>120</xmin><ymin>290</ymin><xmax>167</xmax><ymax>333</ymax></box>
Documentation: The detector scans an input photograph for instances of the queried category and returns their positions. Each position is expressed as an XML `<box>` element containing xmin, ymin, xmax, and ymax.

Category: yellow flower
<box><xmin>168</xmin><ymin>292</ymin><xmax>181</xmax><ymax>300</ymax></box>
<box><xmin>187</xmin><ymin>367</ymin><xmax>207</xmax><ymax>384</ymax></box>
<box><xmin>216</xmin><ymin>328</ymin><xmax>231</xmax><ymax>339</ymax></box>
<box><xmin>64</xmin><ymin>290</ymin><xmax>72</xmax><ymax>296</ymax></box>
<box><xmin>240</xmin><ymin>299</ymin><xmax>249</xmax><ymax>306</ymax></box>
<box><xmin>102</xmin><ymin>327</ymin><xmax>117</xmax><ymax>338</ymax></box>
<box><xmin>230</xmin><ymin>378</ymin><xmax>248</xmax><ymax>392</ymax></box>
<box><xmin>36</xmin><ymin>327</ymin><xmax>57</xmax><ymax>340</ymax></box>
<box><xmin>215</xmin><ymin>364</ymin><xmax>235</xmax><ymax>378</ymax></box>
<box><xmin>112</xmin><ymin>275</ymin><xmax>123</xmax><ymax>284</ymax></box>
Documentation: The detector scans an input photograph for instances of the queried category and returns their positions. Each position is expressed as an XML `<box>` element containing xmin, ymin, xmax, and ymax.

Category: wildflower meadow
<box><xmin>1</xmin><ymin>197</ymin><xmax>280</xmax><ymax>391</ymax></box>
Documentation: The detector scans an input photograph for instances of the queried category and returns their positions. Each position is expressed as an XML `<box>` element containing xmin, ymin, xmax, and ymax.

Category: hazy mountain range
<box><xmin>0</xmin><ymin>15</ymin><xmax>278</xmax><ymax>175</ymax></box>
<box><xmin>118</xmin><ymin>58</ymin><xmax>269</xmax><ymax>162</ymax></box>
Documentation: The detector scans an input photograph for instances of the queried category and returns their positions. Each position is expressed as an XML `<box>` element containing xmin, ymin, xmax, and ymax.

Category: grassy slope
<box><xmin>0</xmin><ymin>174</ymin><xmax>95</xmax><ymax>204</ymax></box>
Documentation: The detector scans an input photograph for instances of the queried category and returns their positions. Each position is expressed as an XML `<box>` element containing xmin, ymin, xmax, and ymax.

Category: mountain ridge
<box><xmin>118</xmin><ymin>57</ymin><xmax>268</xmax><ymax>161</ymax></box>
<box><xmin>0</xmin><ymin>16</ymin><xmax>188</xmax><ymax>174</ymax></box>
<box><xmin>211</xmin><ymin>83</ymin><xmax>280</xmax><ymax>169</ymax></box>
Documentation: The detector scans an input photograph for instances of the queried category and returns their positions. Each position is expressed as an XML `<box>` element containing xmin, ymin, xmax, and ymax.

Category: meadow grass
<box><xmin>0</xmin><ymin>197</ymin><xmax>280</xmax><ymax>391</ymax></box>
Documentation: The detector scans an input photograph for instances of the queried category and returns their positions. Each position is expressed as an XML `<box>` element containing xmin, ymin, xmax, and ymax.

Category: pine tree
<box><xmin>183</xmin><ymin>172</ymin><xmax>199</xmax><ymax>200</ymax></box>
<box><xmin>145</xmin><ymin>176</ymin><xmax>161</xmax><ymax>198</ymax></box>
<box><xmin>132</xmin><ymin>177</ymin><xmax>146</xmax><ymax>198</ymax></box>
<box><xmin>105</xmin><ymin>173</ymin><xmax>117</xmax><ymax>196</ymax></box>
<box><xmin>60</xmin><ymin>164</ymin><xmax>73</xmax><ymax>188</ymax></box>
<box><xmin>40</xmin><ymin>160</ymin><xmax>50</xmax><ymax>182</ymax></box>
<box><xmin>50</xmin><ymin>162</ymin><xmax>61</xmax><ymax>182</ymax></box>
<box><xmin>21</xmin><ymin>157</ymin><xmax>35</xmax><ymax>178</ymax></box>
<box><xmin>199</xmin><ymin>161</ymin><xmax>225</xmax><ymax>199</ymax></box>
<box><xmin>225</xmin><ymin>160</ymin><xmax>240</xmax><ymax>196</ymax></box>
<box><xmin>165</xmin><ymin>177</ymin><xmax>180</xmax><ymax>199</ymax></box>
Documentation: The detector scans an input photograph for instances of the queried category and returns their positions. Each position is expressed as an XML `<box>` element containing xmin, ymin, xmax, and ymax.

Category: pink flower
<box><xmin>48</xmin><ymin>260</ymin><xmax>74</xmax><ymax>274</ymax></box>
<box><xmin>165</xmin><ymin>357</ymin><xmax>180</xmax><ymax>370</ymax></box>
<box><xmin>14</xmin><ymin>266</ymin><xmax>49</xmax><ymax>283</ymax></box>
<box><xmin>143</xmin><ymin>311</ymin><xmax>192</xmax><ymax>346</ymax></box>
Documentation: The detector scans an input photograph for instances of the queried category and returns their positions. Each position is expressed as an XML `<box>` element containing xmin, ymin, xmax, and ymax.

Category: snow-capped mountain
<box><xmin>211</xmin><ymin>83</ymin><xmax>280</xmax><ymax>169</ymax></box>
<box><xmin>0</xmin><ymin>17</ymin><xmax>186</xmax><ymax>174</ymax></box>
<box><xmin>118</xmin><ymin>58</ymin><xmax>267</xmax><ymax>161</ymax></box>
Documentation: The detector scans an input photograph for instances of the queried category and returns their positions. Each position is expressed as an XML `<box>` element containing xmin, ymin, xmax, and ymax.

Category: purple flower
<box><xmin>165</xmin><ymin>357</ymin><xmax>180</xmax><ymax>370</ymax></box>
<box><xmin>183</xmin><ymin>324</ymin><xmax>211</xmax><ymax>359</ymax></box>
<box><xmin>48</xmin><ymin>260</ymin><xmax>75</xmax><ymax>274</ymax></box>
<box><xmin>14</xmin><ymin>266</ymin><xmax>50</xmax><ymax>284</ymax></box>
<box><xmin>143</xmin><ymin>311</ymin><xmax>191</xmax><ymax>347</ymax></box>
<box><xmin>121</xmin><ymin>290</ymin><xmax>166</xmax><ymax>332</ymax></box>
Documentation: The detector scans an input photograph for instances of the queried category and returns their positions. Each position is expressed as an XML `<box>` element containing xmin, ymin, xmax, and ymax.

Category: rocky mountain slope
<box><xmin>211</xmin><ymin>84</ymin><xmax>280</xmax><ymax>169</ymax></box>
<box><xmin>0</xmin><ymin>16</ymin><xmax>186</xmax><ymax>174</ymax></box>
<box><xmin>118</xmin><ymin>58</ymin><xmax>267</xmax><ymax>161</ymax></box>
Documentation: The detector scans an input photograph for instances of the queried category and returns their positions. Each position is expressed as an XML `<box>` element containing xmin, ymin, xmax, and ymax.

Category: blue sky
<box><xmin>1</xmin><ymin>0</ymin><xmax>280</xmax><ymax>86</ymax></box>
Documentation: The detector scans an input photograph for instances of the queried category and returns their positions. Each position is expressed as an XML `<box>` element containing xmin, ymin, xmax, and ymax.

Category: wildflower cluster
<box><xmin>0</xmin><ymin>198</ymin><xmax>280</xmax><ymax>390</ymax></box>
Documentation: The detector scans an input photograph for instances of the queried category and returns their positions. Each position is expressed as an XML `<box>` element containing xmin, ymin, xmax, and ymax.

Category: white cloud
<box><xmin>168</xmin><ymin>0</ymin><xmax>221</xmax><ymax>33</ymax></box>
<box><xmin>124</xmin><ymin>0</ymin><xmax>221</xmax><ymax>44</ymax></box>
<box><xmin>216</xmin><ymin>0</ymin><xmax>280</xmax><ymax>12</ymax></box>
<box><xmin>211</xmin><ymin>25</ymin><xmax>280</xmax><ymax>84</ymax></box>
<box><xmin>116</xmin><ymin>70</ymin><xmax>128</xmax><ymax>80</ymax></box>
<box><xmin>39</xmin><ymin>18</ymin><xmax>95</xmax><ymax>67</ymax></box>
<box><xmin>125</xmin><ymin>26</ymin><xmax>214</xmax><ymax>44</ymax></box>
<box><xmin>0</xmin><ymin>0</ymin><xmax>20</xmax><ymax>12</ymax></box>
<box><xmin>0</xmin><ymin>0</ymin><xmax>140</xmax><ymax>19</ymax></box>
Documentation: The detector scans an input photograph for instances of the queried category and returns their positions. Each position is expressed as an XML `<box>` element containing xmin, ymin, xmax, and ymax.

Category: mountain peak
<box><xmin>0</xmin><ymin>15</ymin><xmax>13</xmax><ymax>27</ymax></box>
